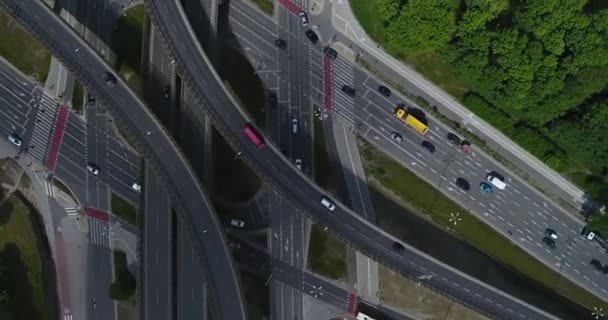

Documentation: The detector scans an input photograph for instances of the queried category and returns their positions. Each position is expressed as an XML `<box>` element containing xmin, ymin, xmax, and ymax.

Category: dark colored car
<box><xmin>324</xmin><ymin>47</ymin><xmax>338</xmax><ymax>60</ymax></box>
<box><xmin>479</xmin><ymin>182</ymin><xmax>493</xmax><ymax>193</ymax></box>
<box><xmin>456</xmin><ymin>178</ymin><xmax>470</xmax><ymax>191</ymax></box>
<box><xmin>279</xmin><ymin>144</ymin><xmax>287</xmax><ymax>155</ymax></box>
<box><xmin>421</xmin><ymin>140</ymin><xmax>435</xmax><ymax>153</ymax></box>
<box><xmin>542</xmin><ymin>236</ymin><xmax>556</xmax><ymax>249</ymax></box>
<box><xmin>447</xmin><ymin>132</ymin><xmax>461</xmax><ymax>146</ymax></box>
<box><xmin>103</xmin><ymin>72</ymin><xmax>116</xmax><ymax>87</ymax></box>
<box><xmin>378</xmin><ymin>85</ymin><xmax>391</xmax><ymax>97</ymax></box>
<box><xmin>163</xmin><ymin>85</ymin><xmax>170</xmax><ymax>98</ymax></box>
<box><xmin>87</xmin><ymin>94</ymin><xmax>96</xmax><ymax>105</ymax></box>
<box><xmin>603</xmin><ymin>265</ymin><xmax>608</xmax><ymax>274</ymax></box>
<box><xmin>545</xmin><ymin>228</ymin><xmax>558</xmax><ymax>240</ymax></box>
<box><xmin>305</xmin><ymin>30</ymin><xmax>319</xmax><ymax>44</ymax></box>
<box><xmin>268</xmin><ymin>92</ymin><xmax>277</xmax><ymax>109</ymax></box>
<box><xmin>275</xmin><ymin>39</ymin><xmax>287</xmax><ymax>49</ymax></box>
<box><xmin>341</xmin><ymin>85</ymin><xmax>355</xmax><ymax>97</ymax></box>
<box><xmin>591</xmin><ymin>259</ymin><xmax>603</xmax><ymax>271</ymax></box>
<box><xmin>392</xmin><ymin>242</ymin><xmax>405</xmax><ymax>253</ymax></box>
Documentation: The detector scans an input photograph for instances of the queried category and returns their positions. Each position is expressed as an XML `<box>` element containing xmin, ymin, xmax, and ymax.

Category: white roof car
<box><xmin>292</xmin><ymin>118</ymin><xmax>298</xmax><ymax>134</ymax></box>
<box><xmin>295</xmin><ymin>159</ymin><xmax>302</xmax><ymax>170</ymax></box>
<box><xmin>131</xmin><ymin>183</ymin><xmax>142</xmax><ymax>192</ymax></box>
<box><xmin>299</xmin><ymin>11</ymin><xmax>309</xmax><ymax>27</ymax></box>
<box><xmin>8</xmin><ymin>133</ymin><xmax>22</xmax><ymax>147</ymax></box>
<box><xmin>86</xmin><ymin>163</ymin><xmax>100</xmax><ymax>175</ymax></box>
<box><xmin>320</xmin><ymin>196</ymin><xmax>336</xmax><ymax>211</ymax></box>
<box><xmin>230</xmin><ymin>218</ymin><xmax>245</xmax><ymax>228</ymax></box>
<box><xmin>486</xmin><ymin>174</ymin><xmax>506</xmax><ymax>190</ymax></box>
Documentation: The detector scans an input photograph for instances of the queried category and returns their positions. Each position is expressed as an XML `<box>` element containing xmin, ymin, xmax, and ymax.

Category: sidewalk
<box><xmin>327</xmin><ymin>0</ymin><xmax>586</xmax><ymax>210</ymax></box>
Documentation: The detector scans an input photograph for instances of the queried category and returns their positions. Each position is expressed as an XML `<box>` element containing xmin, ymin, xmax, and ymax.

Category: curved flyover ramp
<box><xmin>146</xmin><ymin>0</ymin><xmax>560</xmax><ymax>319</ymax></box>
<box><xmin>0</xmin><ymin>0</ymin><xmax>247</xmax><ymax>318</ymax></box>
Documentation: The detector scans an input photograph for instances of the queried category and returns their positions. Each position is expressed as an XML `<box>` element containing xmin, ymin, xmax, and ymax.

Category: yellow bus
<box><xmin>395</xmin><ymin>108</ymin><xmax>428</xmax><ymax>134</ymax></box>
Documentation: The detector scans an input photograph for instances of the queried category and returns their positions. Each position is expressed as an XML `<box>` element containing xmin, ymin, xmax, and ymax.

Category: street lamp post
<box><xmin>429</xmin><ymin>156</ymin><xmax>454</xmax><ymax>212</ymax></box>
<box><xmin>553</xmin><ymin>236</ymin><xmax>575</xmax><ymax>291</ymax></box>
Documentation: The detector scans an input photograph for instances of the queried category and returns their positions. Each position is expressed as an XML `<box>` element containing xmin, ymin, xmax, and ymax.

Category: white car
<box><xmin>8</xmin><ymin>133</ymin><xmax>22</xmax><ymax>147</ymax></box>
<box><xmin>86</xmin><ymin>163</ymin><xmax>100</xmax><ymax>175</ymax></box>
<box><xmin>230</xmin><ymin>218</ymin><xmax>245</xmax><ymax>228</ymax></box>
<box><xmin>292</xmin><ymin>118</ymin><xmax>299</xmax><ymax>134</ymax></box>
<box><xmin>299</xmin><ymin>12</ymin><xmax>309</xmax><ymax>27</ymax></box>
<box><xmin>486</xmin><ymin>174</ymin><xmax>506</xmax><ymax>190</ymax></box>
<box><xmin>295</xmin><ymin>159</ymin><xmax>302</xmax><ymax>170</ymax></box>
<box><xmin>131</xmin><ymin>183</ymin><xmax>142</xmax><ymax>192</ymax></box>
<box><xmin>320</xmin><ymin>196</ymin><xmax>336</xmax><ymax>211</ymax></box>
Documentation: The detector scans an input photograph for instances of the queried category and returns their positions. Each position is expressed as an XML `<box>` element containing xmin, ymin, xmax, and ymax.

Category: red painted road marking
<box><xmin>346</xmin><ymin>291</ymin><xmax>358</xmax><ymax>314</ymax></box>
<box><xmin>54</xmin><ymin>234</ymin><xmax>72</xmax><ymax>313</ymax></box>
<box><xmin>323</xmin><ymin>55</ymin><xmax>332</xmax><ymax>111</ymax></box>
<box><xmin>277</xmin><ymin>0</ymin><xmax>302</xmax><ymax>15</ymax></box>
<box><xmin>45</xmin><ymin>106</ymin><xmax>70</xmax><ymax>171</ymax></box>
<box><xmin>85</xmin><ymin>206</ymin><xmax>110</xmax><ymax>222</ymax></box>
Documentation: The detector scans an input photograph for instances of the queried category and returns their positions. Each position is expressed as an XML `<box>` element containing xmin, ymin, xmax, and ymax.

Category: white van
<box><xmin>320</xmin><ymin>196</ymin><xmax>336</xmax><ymax>211</ymax></box>
<box><xmin>486</xmin><ymin>174</ymin><xmax>506</xmax><ymax>190</ymax></box>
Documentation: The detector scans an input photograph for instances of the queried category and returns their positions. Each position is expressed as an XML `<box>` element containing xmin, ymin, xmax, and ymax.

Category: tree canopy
<box><xmin>376</xmin><ymin>0</ymin><xmax>608</xmax><ymax>205</ymax></box>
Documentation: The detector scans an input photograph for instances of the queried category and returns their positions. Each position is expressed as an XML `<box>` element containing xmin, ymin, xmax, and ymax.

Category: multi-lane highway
<box><xmin>328</xmin><ymin>53</ymin><xmax>608</xmax><ymax>300</ymax></box>
<box><xmin>0</xmin><ymin>0</ymin><xmax>248</xmax><ymax>318</ymax></box>
<box><xmin>146</xmin><ymin>0</ymin><xmax>560</xmax><ymax>318</ymax></box>
<box><xmin>229</xmin><ymin>0</ymin><xmax>608</xmax><ymax>306</ymax></box>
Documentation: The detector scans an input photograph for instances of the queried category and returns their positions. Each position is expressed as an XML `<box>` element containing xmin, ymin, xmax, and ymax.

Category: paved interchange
<box><xmin>0</xmin><ymin>0</ymin><xmax>247</xmax><ymax>319</ymax></box>
<box><xmin>2</xmin><ymin>0</ymin><xmax>606</xmax><ymax>319</ymax></box>
<box><xmin>145</xmin><ymin>0</ymin><xmax>562</xmax><ymax>318</ymax></box>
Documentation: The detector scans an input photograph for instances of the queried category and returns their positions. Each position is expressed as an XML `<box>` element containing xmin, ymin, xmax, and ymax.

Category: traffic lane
<box><xmin>0</xmin><ymin>80</ymin><xmax>34</xmax><ymax>124</ymax></box>
<box><xmin>229</xmin><ymin>0</ymin><xmax>278</xmax><ymax>34</ymax></box>
<box><xmin>8</xmin><ymin>3</ymin><xmax>246</xmax><ymax>319</ymax></box>
<box><xmin>359</xmin><ymin>98</ymin><xmax>608</xmax><ymax>288</ymax></box>
<box><xmin>177</xmin><ymin>216</ymin><xmax>207</xmax><ymax>320</ymax></box>
<box><xmin>358</xmin><ymin>68</ymin><xmax>587</xmax><ymax>234</ymax></box>
<box><xmin>359</xmin><ymin>76</ymin><xmax>586</xmax><ymax>236</ymax></box>
<box><xmin>87</xmin><ymin>171</ymin><xmax>102</xmax><ymax>207</ymax></box>
<box><xmin>148</xmin><ymin>0</ymin><xmax>555</xmax><ymax>318</ymax></box>
<box><xmin>106</xmin><ymin>151</ymin><xmax>139</xmax><ymax>184</ymax></box>
<box><xmin>107</xmin><ymin>139</ymin><xmax>140</xmax><ymax>177</ymax></box>
<box><xmin>228</xmin><ymin>8</ymin><xmax>277</xmax><ymax>56</ymax></box>
<box><xmin>86</xmin><ymin>244</ymin><xmax>114</xmax><ymax>320</ymax></box>
<box><xmin>358</xmin><ymin>118</ymin><xmax>608</xmax><ymax>298</ymax></box>
<box><xmin>143</xmin><ymin>166</ymin><xmax>171</xmax><ymax>320</ymax></box>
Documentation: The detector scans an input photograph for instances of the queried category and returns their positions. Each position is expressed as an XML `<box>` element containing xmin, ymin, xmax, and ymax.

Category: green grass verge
<box><xmin>0</xmin><ymin>8</ymin><xmax>51</xmax><ymax>82</ymax></box>
<box><xmin>350</xmin><ymin>0</ymin><xmax>386</xmax><ymax>46</ymax></box>
<box><xmin>109</xmin><ymin>250</ymin><xmax>136</xmax><ymax>301</ymax></box>
<box><xmin>307</xmin><ymin>224</ymin><xmax>347</xmax><ymax>280</ymax></box>
<box><xmin>250</xmin><ymin>0</ymin><xmax>274</xmax><ymax>15</ymax></box>
<box><xmin>0</xmin><ymin>197</ymin><xmax>50</xmax><ymax>319</ymax></box>
<box><xmin>111</xmin><ymin>4</ymin><xmax>145</xmax><ymax>97</ymax></box>
<box><xmin>404</xmin><ymin>52</ymin><xmax>470</xmax><ymax>100</ymax></box>
<box><xmin>72</xmin><ymin>81</ymin><xmax>84</xmax><ymax>113</ymax></box>
<box><xmin>359</xmin><ymin>140</ymin><xmax>606</xmax><ymax>309</ymax></box>
<box><xmin>52</xmin><ymin>179</ymin><xmax>74</xmax><ymax>199</ymax></box>
<box><xmin>111</xmin><ymin>193</ymin><xmax>137</xmax><ymax>225</ymax></box>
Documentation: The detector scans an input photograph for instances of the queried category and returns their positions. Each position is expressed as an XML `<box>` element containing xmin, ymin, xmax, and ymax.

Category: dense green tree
<box><xmin>384</xmin><ymin>0</ymin><xmax>458</xmax><ymax>56</ymax></box>
<box><xmin>378</xmin><ymin>0</ymin><xmax>401</xmax><ymax>23</ymax></box>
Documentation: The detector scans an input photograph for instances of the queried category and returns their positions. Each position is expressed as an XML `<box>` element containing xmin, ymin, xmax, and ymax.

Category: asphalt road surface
<box><xmin>147</xmin><ymin>0</ymin><xmax>559</xmax><ymax>318</ymax></box>
<box><xmin>329</xmin><ymin>57</ymin><xmax>608</xmax><ymax>301</ymax></box>
<box><xmin>0</xmin><ymin>0</ymin><xmax>247</xmax><ymax>318</ymax></box>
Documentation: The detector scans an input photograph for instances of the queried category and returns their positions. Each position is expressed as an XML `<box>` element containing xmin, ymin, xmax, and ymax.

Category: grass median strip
<box><xmin>359</xmin><ymin>139</ymin><xmax>606</xmax><ymax>309</ymax></box>
<box><xmin>0</xmin><ymin>7</ymin><xmax>51</xmax><ymax>82</ymax></box>
<box><xmin>307</xmin><ymin>223</ymin><xmax>347</xmax><ymax>280</ymax></box>
<box><xmin>111</xmin><ymin>193</ymin><xmax>137</xmax><ymax>225</ymax></box>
